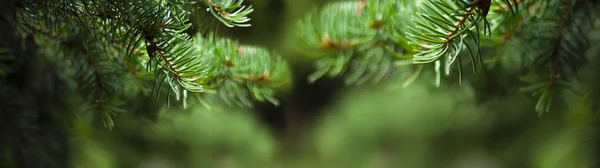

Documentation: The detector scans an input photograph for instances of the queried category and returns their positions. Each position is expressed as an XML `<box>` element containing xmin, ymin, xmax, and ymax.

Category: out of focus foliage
<box><xmin>72</xmin><ymin>106</ymin><xmax>276</xmax><ymax>168</ymax></box>
<box><xmin>71</xmin><ymin>82</ymin><xmax>597</xmax><ymax>168</ymax></box>
<box><xmin>309</xmin><ymin>83</ymin><xmax>595</xmax><ymax>168</ymax></box>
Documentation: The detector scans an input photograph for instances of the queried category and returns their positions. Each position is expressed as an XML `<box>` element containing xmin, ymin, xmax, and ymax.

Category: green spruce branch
<box><xmin>2</xmin><ymin>0</ymin><xmax>598</xmax><ymax>129</ymax></box>
<box><xmin>297</xmin><ymin>0</ymin><xmax>596</xmax><ymax>114</ymax></box>
<box><xmin>296</xmin><ymin>0</ymin><xmax>419</xmax><ymax>86</ymax></box>
<box><xmin>4</xmin><ymin>0</ymin><xmax>288</xmax><ymax>127</ymax></box>
<box><xmin>519</xmin><ymin>0</ymin><xmax>594</xmax><ymax>114</ymax></box>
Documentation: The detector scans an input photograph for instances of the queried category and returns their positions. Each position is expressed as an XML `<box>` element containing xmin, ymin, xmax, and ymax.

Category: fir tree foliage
<box><xmin>298</xmin><ymin>0</ymin><xmax>598</xmax><ymax>114</ymax></box>
<box><xmin>1</xmin><ymin>0</ymin><xmax>599</xmax><ymax>167</ymax></box>
<box><xmin>480</xmin><ymin>0</ymin><xmax>597</xmax><ymax>114</ymax></box>
<box><xmin>2</xmin><ymin>0</ymin><xmax>290</xmax><ymax>128</ymax></box>
<box><xmin>1</xmin><ymin>0</ymin><xmax>597</xmax><ymax>126</ymax></box>
<box><xmin>515</xmin><ymin>0</ymin><xmax>596</xmax><ymax>114</ymax></box>
<box><xmin>407</xmin><ymin>0</ymin><xmax>597</xmax><ymax>114</ymax></box>
<box><xmin>296</xmin><ymin>0</ymin><xmax>420</xmax><ymax>86</ymax></box>
<box><xmin>201</xmin><ymin>0</ymin><xmax>254</xmax><ymax>27</ymax></box>
<box><xmin>407</xmin><ymin>0</ymin><xmax>497</xmax><ymax>86</ymax></box>
<box><xmin>193</xmin><ymin>34</ymin><xmax>291</xmax><ymax>108</ymax></box>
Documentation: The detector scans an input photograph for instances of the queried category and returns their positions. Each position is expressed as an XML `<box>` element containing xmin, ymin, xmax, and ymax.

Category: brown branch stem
<box><xmin>548</xmin><ymin>9</ymin><xmax>572</xmax><ymax>88</ymax></box>
<box><xmin>86</xmin><ymin>54</ymin><xmax>106</xmax><ymax>111</ymax></box>
<box><xmin>443</xmin><ymin>6</ymin><xmax>476</xmax><ymax>48</ymax></box>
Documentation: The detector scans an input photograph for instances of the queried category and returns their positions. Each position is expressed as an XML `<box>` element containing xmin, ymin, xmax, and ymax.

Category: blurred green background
<box><xmin>68</xmin><ymin>0</ymin><xmax>599</xmax><ymax>168</ymax></box>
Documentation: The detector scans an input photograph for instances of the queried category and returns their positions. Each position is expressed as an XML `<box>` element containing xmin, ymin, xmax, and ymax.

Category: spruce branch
<box><xmin>487</xmin><ymin>0</ymin><xmax>535</xmax><ymax>38</ymax></box>
<box><xmin>31</xmin><ymin>34</ymin><xmax>131</xmax><ymax>129</ymax></box>
<box><xmin>5</xmin><ymin>0</ymin><xmax>265</xmax><ymax>111</ymax></box>
<box><xmin>201</xmin><ymin>0</ymin><xmax>254</xmax><ymax>27</ymax></box>
<box><xmin>297</xmin><ymin>0</ymin><xmax>415</xmax><ymax>86</ymax></box>
<box><xmin>83</xmin><ymin>53</ymin><xmax>118</xmax><ymax>129</ymax></box>
<box><xmin>193</xmin><ymin>34</ymin><xmax>291</xmax><ymax>108</ymax></box>
<box><xmin>518</xmin><ymin>0</ymin><xmax>594</xmax><ymax>114</ymax></box>
<box><xmin>482</xmin><ymin>0</ymin><xmax>533</xmax><ymax>68</ymax></box>
<box><xmin>407</xmin><ymin>0</ymin><xmax>495</xmax><ymax>86</ymax></box>
<box><xmin>6</xmin><ymin>0</ymin><xmax>294</xmax><ymax>116</ymax></box>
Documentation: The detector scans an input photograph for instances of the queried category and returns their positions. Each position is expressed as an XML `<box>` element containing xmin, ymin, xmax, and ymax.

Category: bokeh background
<box><xmin>48</xmin><ymin>0</ymin><xmax>599</xmax><ymax>167</ymax></box>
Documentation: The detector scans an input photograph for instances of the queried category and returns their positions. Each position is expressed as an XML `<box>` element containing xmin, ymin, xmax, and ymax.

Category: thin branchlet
<box><xmin>85</xmin><ymin>54</ymin><xmax>107</xmax><ymax>113</ymax></box>
<box><xmin>548</xmin><ymin>10</ymin><xmax>572</xmax><ymax>88</ymax></box>
<box><xmin>444</xmin><ymin>6</ymin><xmax>475</xmax><ymax>47</ymax></box>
